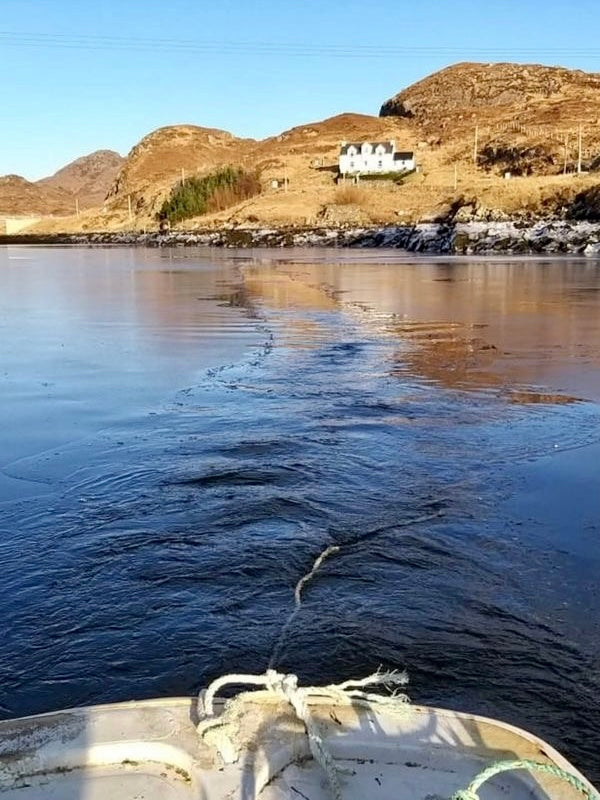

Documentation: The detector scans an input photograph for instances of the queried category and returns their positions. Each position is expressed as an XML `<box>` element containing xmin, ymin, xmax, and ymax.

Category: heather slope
<box><xmin>106</xmin><ymin>125</ymin><xmax>255</xmax><ymax>218</ymax></box>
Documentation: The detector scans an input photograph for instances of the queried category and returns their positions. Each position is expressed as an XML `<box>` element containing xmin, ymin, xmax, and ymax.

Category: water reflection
<box><xmin>0</xmin><ymin>247</ymin><xmax>262</xmax><ymax>500</ymax></box>
<box><xmin>0</xmin><ymin>247</ymin><xmax>599</xmax><ymax>783</ymax></box>
<box><xmin>242</xmin><ymin>256</ymin><xmax>600</xmax><ymax>401</ymax></box>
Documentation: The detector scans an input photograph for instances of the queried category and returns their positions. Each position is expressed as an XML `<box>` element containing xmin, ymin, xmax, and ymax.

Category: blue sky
<box><xmin>2</xmin><ymin>0</ymin><xmax>600</xmax><ymax>179</ymax></box>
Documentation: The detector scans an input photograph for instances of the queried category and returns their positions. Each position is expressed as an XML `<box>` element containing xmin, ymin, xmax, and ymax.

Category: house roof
<box><xmin>340</xmin><ymin>141</ymin><xmax>394</xmax><ymax>155</ymax></box>
<box><xmin>394</xmin><ymin>151</ymin><xmax>414</xmax><ymax>160</ymax></box>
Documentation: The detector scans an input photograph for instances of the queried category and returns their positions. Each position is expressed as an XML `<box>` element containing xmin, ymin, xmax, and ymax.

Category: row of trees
<box><xmin>158</xmin><ymin>167</ymin><xmax>261</xmax><ymax>224</ymax></box>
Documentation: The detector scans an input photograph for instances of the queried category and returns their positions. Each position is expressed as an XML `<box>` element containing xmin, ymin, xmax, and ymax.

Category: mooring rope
<box><xmin>268</xmin><ymin>544</ymin><xmax>340</xmax><ymax>669</ymax></box>
<box><xmin>198</xmin><ymin>673</ymin><xmax>597</xmax><ymax>800</ymax></box>
<box><xmin>453</xmin><ymin>759</ymin><xmax>600</xmax><ymax>800</ymax></box>
<box><xmin>197</xmin><ymin>669</ymin><xmax>409</xmax><ymax>800</ymax></box>
<box><xmin>268</xmin><ymin>509</ymin><xmax>444</xmax><ymax>670</ymax></box>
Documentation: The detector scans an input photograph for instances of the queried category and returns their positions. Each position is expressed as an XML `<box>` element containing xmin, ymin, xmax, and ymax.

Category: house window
<box><xmin>378</xmin><ymin>160</ymin><xmax>383</xmax><ymax>168</ymax></box>
<box><xmin>350</xmin><ymin>161</ymin><xmax>354</xmax><ymax>169</ymax></box>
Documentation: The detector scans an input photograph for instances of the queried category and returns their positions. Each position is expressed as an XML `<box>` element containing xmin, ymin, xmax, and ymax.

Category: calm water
<box><xmin>1</xmin><ymin>247</ymin><xmax>599</xmax><ymax>780</ymax></box>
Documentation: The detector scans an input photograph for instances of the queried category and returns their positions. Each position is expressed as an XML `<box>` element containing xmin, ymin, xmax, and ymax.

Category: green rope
<box><xmin>452</xmin><ymin>759</ymin><xmax>600</xmax><ymax>800</ymax></box>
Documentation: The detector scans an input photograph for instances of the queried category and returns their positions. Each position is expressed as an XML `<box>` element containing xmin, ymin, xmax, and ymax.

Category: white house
<box><xmin>339</xmin><ymin>140</ymin><xmax>415</xmax><ymax>176</ymax></box>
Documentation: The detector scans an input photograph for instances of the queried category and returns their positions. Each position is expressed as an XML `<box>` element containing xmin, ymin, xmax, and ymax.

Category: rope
<box><xmin>197</xmin><ymin>669</ymin><xmax>409</xmax><ymax>800</ymax></box>
<box><xmin>268</xmin><ymin>510</ymin><xmax>443</xmax><ymax>670</ymax></box>
<box><xmin>452</xmin><ymin>759</ymin><xmax>600</xmax><ymax>800</ymax></box>
<box><xmin>269</xmin><ymin>544</ymin><xmax>340</xmax><ymax>669</ymax></box>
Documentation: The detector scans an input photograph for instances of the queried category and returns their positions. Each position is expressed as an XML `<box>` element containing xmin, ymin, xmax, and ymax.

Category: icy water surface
<box><xmin>1</xmin><ymin>247</ymin><xmax>599</xmax><ymax>781</ymax></box>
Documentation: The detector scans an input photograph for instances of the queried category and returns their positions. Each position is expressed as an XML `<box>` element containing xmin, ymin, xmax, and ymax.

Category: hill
<box><xmin>38</xmin><ymin>150</ymin><xmax>124</xmax><ymax>208</ymax></box>
<box><xmin>0</xmin><ymin>175</ymin><xmax>73</xmax><ymax>216</ymax></box>
<box><xmin>76</xmin><ymin>113</ymin><xmax>415</xmax><ymax>231</ymax></box>
<box><xmin>25</xmin><ymin>62</ymin><xmax>600</xmax><ymax>233</ymax></box>
<box><xmin>105</xmin><ymin>125</ymin><xmax>254</xmax><ymax>219</ymax></box>
<box><xmin>0</xmin><ymin>150</ymin><xmax>124</xmax><ymax>218</ymax></box>
<box><xmin>380</xmin><ymin>62</ymin><xmax>600</xmax><ymax>175</ymax></box>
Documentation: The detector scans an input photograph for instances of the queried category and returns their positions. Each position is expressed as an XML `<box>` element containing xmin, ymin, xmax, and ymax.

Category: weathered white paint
<box><xmin>339</xmin><ymin>140</ymin><xmax>415</xmax><ymax>175</ymax></box>
<box><xmin>0</xmin><ymin>693</ymin><xmax>594</xmax><ymax>800</ymax></box>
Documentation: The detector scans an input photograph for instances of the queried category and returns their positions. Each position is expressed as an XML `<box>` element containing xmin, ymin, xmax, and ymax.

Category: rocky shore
<box><xmin>3</xmin><ymin>220</ymin><xmax>600</xmax><ymax>255</ymax></box>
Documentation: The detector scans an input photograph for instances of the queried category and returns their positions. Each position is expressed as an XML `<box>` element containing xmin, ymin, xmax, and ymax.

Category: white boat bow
<box><xmin>0</xmin><ymin>670</ymin><xmax>597</xmax><ymax>800</ymax></box>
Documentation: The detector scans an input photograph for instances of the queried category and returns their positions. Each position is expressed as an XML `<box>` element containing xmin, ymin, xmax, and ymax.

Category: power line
<box><xmin>2</xmin><ymin>30</ymin><xmax>600</xmax><ymax>59</ymax></box>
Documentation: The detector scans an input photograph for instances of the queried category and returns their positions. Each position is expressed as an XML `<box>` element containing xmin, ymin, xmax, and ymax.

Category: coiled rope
<box><xmin>197</xmin><ymin>669</ymin><xmax>409</xmax><ymax>800</ymax></box>
<box><xmin>453</xmin><ymin>759</ymin><xmax>599</xmax><ymax>800</ymax></box>
<box><xmin>197</xmin><ymin>671</ymin><xmax>597</xmax><ymax>800</ymax></box>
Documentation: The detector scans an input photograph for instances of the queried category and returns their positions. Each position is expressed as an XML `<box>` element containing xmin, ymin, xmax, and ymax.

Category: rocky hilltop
<box><xmin>105</xmin><ymin>125</ymin><xmax>252</xmax><ymax>220</ymax></box>
<box><xmin>380</xmin><ymin>62</ymin><xmax>600</xmax><ymax>175</ymax></box>
<box><xmin>381</xmin><ymin>62</ymin><xmax>600</xmax><ymax>124</ymax></box>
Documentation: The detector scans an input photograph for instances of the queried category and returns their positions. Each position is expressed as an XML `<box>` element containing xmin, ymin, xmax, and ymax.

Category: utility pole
<box><xmin>128</xmin><ymin>195</ymin><xmax>133</xmax><ymax>222</ymax></box>
<box><xmin>577</xmin><ymin>124</ymin><xmax>583</xmax><ymax>174</ymax></box>
<box><xmin>453</xmin><ymin>163</ymin><xmax>458</xmax><ymax>191</ymax></box>
<box><xmin>75</xmin><ymin>197</ymin><xmax>80</xmax><ymax>218</ymax></box>
<box><xmin>473</xmin><ymin>125</ymin><xmax>479</xmax><ymax>166</ymax></box>
<box><xmin>563</xmin><ymin>133</ymin><xmax>569</xmax><ymax>175</ymax></box>
<box><xmin>284</xmin><ymin>166</ymin><xmax>288</xmax><ymax>193</ymax></box>
<box><xmin>181</xmin><ymin>167</ymin><xmax>185</xmax><ymax>184</ymax></box>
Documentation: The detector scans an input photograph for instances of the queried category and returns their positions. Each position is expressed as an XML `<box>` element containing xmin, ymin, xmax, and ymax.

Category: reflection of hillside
<box><xmin>125</xmin><ymin>261</ymin><xmax>263</xmax><ymax>364</ymax></box>
<box><xmin>244</xmin><ymin>267</ymin><xmax>337</xmax><ymax>311</ymax></box>
<box><xmin>244</xmin><ymin>259</ymin><xmax>600</xmax><ymax>402</ymax></box>
<box><xmin>386</xmin><ymin>320</ymin><xmax>504</xmax><ymax>392</ymax></box>
<box><xmin>243</xmin><ymin>266</ymin><xmax>339</xmax><ymax>348</ymax></box>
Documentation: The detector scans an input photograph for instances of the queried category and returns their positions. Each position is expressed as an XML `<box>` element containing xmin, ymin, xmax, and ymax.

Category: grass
<box><xmin>334</xmin><ymin>185</ymin><xmax>367</xmax><ymax>205</ymax></box>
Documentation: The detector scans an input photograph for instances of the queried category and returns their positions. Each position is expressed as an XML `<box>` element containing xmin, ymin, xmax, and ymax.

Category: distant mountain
<box><xmin>0</xmin><ymin>150</ymin><xmax>124</xmax><ymax>216</ymax></box>
<box><xmin>38</xmin><ymin>150</ymin><xmax>125</xmax><ymax>208</ymax></box>
<box><xmin>0</xmin><ymin>174</ymin><xmax>73</xmax><ymax>216</ymax></box>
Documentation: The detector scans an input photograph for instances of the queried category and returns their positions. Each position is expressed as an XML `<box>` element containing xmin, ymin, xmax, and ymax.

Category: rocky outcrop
<box><xmin>4</xmin><ymin>220</ymin><xmax>600</xmax><ymax>255</ymax></box>
<box><xmin>380</xmin><ymin>62</ymin><xmax>600</xmax><ymax>176</ymax></box>
<box><xmin>565</xmin><ymin>186</ymin><xmax>600</xmax><ymax>221</ymax></box>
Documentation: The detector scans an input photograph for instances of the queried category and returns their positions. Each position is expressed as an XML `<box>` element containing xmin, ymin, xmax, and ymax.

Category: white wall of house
<box><xmin>339</xmin><ymin>141</ymin><xmax>415</xmax><ymax>175</ymax></box>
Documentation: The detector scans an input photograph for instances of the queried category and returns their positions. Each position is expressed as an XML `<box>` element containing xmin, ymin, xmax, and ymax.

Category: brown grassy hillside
<box><xmin>105</xmin><ymin>125</ymin><xmax>255</xmax><ymax>219</ymax></box>
<box><xmin>1</xmin><ymin>150</ymin><xmax>124</xmax><ymax>217</ymax></box>
<box><xmin>28</xmin><ymin>61</ymin><xmax>600</xmax><ymax>233</ymax></box>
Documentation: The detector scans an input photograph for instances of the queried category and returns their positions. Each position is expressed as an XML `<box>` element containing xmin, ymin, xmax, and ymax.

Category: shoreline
<box><xmin>2</xmin><ymin>220</ymin><xmax>600</xmax><ymax>255</ymax></box>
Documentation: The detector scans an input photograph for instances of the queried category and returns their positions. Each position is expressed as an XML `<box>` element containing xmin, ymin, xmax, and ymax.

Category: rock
<box><xmin>5</xmin><ymin>220</ymin><xmax>600</xmax><ymax>254</ymax></box>
<box><xmin>453</xmin><ymin>204</ymin><xmax>476</xmax><ymax>223</ymax></box>
<box><xmin>566</xmin><ymin>186</ymin><xmax>600</xmax><ymax>221</ymax></box>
